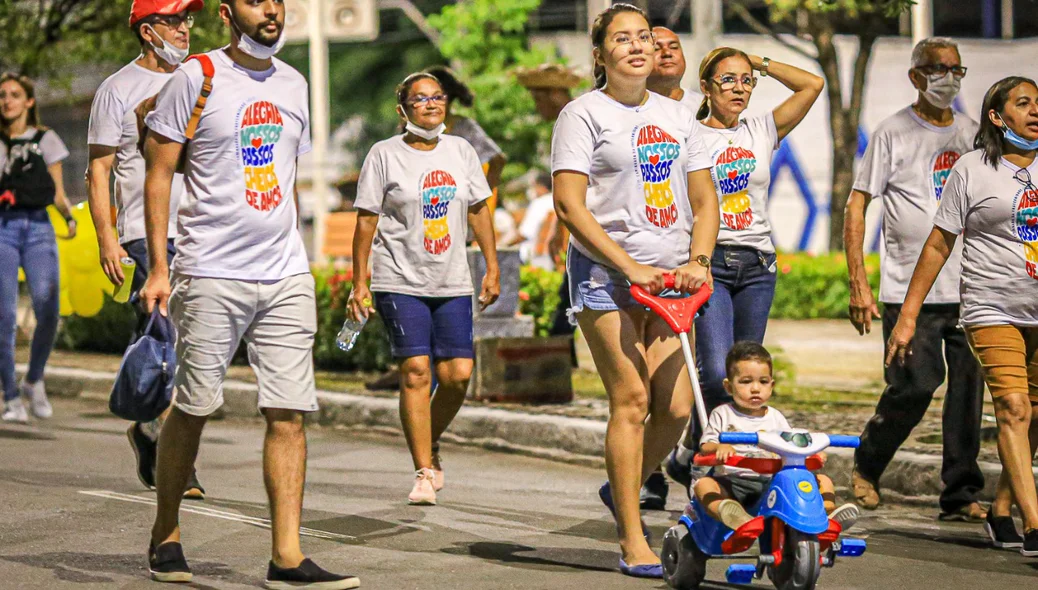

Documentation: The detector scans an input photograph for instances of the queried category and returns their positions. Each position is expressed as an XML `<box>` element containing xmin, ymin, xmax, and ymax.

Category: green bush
<box><xmin>518</xmin><ymin>266</ymin><xmax>564</xmax><ymax>337</ymax></box>
<box><xmin>58</xmin><ymin>294</ymin><xmax>136</xmax><ymax>353</ymax></box>
<box><xmin>59</xmin><ymin>268</ymin><xmax>394</xmax><ymax>372</ymax></box>
<box><xmin>311</xmin><ymin>268</ymin><xmax>393</xmax><ymax>372</ymax></box>
<box><xmin>57</xmin><ymin>253</ymin><xmax>877</xmax><ymax>362</ymax></box>
<box><xmin>771</xmin><ymin>252</ymin><xmax>880</xmax><ymax>320</ymax></box>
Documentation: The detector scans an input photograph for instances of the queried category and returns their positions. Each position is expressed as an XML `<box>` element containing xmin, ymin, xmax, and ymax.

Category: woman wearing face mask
<box><xmin>349</xmin><ymin>73</ymin><xmax>500</xmax><ymax>506</ymax></box>
<box><xmin>552</xmin><ymin>3</ymin><xmax>719</xmax><ymax>577</ymax></box>
<box><xmin>887</xmin><ymin>77</ymin><xmax>1038</xmax><ymax>557</ymax></box>
<box><xmin>0</xmin><ymin>73</ymin><xmax>75</xmax><ymax>423</ymax></box>
<box><xmin>665</xmin><ymin>47</ymin><xmax>823</xmax><ymax>482</ymax></box>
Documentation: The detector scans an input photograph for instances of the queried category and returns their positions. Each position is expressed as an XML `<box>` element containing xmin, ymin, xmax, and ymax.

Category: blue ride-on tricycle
<box><xmin>629</xmin><ymin>277</ymin><xmax>867</xmax><ymax>590</ymax></box>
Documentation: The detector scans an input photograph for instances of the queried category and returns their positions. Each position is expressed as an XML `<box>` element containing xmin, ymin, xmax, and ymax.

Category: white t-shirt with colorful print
<box><xmin>550</xmin><ymin>90</ymin><xmax>712</xmax><ymax>270</ymax></box>
<box><xmin>144</xmin><ymin>49</ymin><xmax>311</xmax><ymax>281</ymax></box>
<box><xmin>854</xmin><ymin>107</ymin><xmax>977</xmax><ymax>304</ymax></box>
<box><xmin>699</xmin><ymin>114</ymin><xmax>779</xmax><ymax>253</ymax></box>
<box><xmin>933</xmin><ymin>151</ymin><xmax>1038</xmax><ymax>327</ymax></box>
<box><xmin>354</xmin><ymin>134</ymin><xmax>492</xmax><ymax>297</ymax></box>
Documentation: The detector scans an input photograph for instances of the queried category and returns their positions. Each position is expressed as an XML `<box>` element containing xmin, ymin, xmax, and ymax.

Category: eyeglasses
<box><xmin>712</xmin><ymin>74</ymin><xmax>757</xmax><ymax>91</ymax></box>
<box><xmin>150</xmin><ymin>13</ymin><xmax>194</xmax><ymax>30</ymax></box>
<box><xmin>611</xmin><ymin>32</ymin><xmax>656</xmax><ymax>48</ymax></box>
<box><xmin>407</xmin><ymin>94</ymin><xmax>448</xmax><ymax>108</ymax></box>
<box><xmin>915</xmin><ymin>64</ymin><xmax>967</xmax><ymax>80</ymax></box>
<box><xmin>1014</xmin><ymin>167</ymin><xmax>1037</xmax><ymax>192</ymax></box>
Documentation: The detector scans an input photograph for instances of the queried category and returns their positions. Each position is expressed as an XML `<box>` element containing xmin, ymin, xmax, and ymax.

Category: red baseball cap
<box><xmin>129</xmin><ymin>0</ymin><xmax>205</xmax><ymax>27</ymax></box>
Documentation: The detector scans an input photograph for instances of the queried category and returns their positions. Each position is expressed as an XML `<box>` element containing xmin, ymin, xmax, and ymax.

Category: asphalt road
<box><xmin>1</xmin><ymin>398</ymin><xmax>1035</xmax><ymax>589</ymax></box>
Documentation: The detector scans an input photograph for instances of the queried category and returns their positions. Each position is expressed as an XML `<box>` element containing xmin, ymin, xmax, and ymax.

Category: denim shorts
<box><xmin>566</xmin><ymin>245</ymin><xmax>689</xmax><ymax>324</ymax></box>
<box><xmin>565</xmin><ymin>246</ymin><xmax>638</xmax><ymax>322</ymax></box>
<box><xmin>374</xmin><ymin>292</ymin><xmax>474</xmax><ymax>360</ymax></box>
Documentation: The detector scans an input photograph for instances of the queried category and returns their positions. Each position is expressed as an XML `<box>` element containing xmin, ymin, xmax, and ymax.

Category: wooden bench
<box><xmin>322</xmin><ymin>211</ymin><xmax>357</xmax><ymax>259</ymax></box>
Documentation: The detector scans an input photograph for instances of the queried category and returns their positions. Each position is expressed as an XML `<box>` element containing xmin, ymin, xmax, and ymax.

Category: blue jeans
<box><xmin>122</xmin><ymin>238</ymin><xmax>176</xmax><ymax>310</ymax></box>
<box><xmin>0</xmin><ymin>209</ymin><xmax>60</xmax><ymax>401</ymax></box>
<box><xmin>694</xmin><ymin>245</ymin><xmax>777</xmax><ymax>412</ymax></box>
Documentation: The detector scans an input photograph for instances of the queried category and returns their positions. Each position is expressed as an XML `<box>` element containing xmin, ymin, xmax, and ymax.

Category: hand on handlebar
<box><xmin>624</xmin><ymin>262</ymin><xmax>668</xmax><ymax>294</ymax></box>
<box><xmin>671</xmin><ymin>262</ymin><xmax>712</xmax><ymax>294</ymax></box>
<box><xmin>715</xmin><ymin>443</ymin><xmax>737</xmax><ymax>463</ymax></box>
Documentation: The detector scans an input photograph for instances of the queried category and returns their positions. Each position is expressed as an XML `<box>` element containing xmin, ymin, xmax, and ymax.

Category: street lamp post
<box><xmin>308</xmin><ymin>1</ymin><xmax>331</xmax><ymax>264</ymax></box>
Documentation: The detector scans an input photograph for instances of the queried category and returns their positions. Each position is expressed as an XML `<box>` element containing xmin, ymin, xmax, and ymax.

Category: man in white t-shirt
<box><xmin>647</xmin><ymin>27</ymin><xmax>704</xmax><ymax>113</ymax></box>
<box><xmin>86</xmin><ymin>0</ymin><xmax>204</xmax><ymax>501</ymax></box>
<box><xmin>517</xmin><ymin>170</ymin><xmax>556</xmax><ymax>270</ymax></box>
<box><xmin>139</xmin><ymin>1</ymin><xmax>357</xmax><ymax>587</ymax></box>
<box><xmin>843</xmin><ymin>37</ymin><xmax>985</xmax><ymax>522</ymax></box>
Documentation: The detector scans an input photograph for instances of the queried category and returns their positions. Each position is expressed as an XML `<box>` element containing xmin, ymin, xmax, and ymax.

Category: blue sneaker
<box><xmin>599</xmin><ymin>482</ymin><xmax>651</xmax><ymax>543</ymax></box>
<box><xmin>619</xmin><ymin>558</ymin><xmax>663</xmax><ymax>578</ymax></box>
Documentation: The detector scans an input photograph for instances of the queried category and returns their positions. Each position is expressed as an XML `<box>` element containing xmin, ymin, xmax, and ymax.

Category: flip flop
<box><xmin>619</xmin><ymin>558</ymin><xmax>663</xmax><ymax>579</ymax></box>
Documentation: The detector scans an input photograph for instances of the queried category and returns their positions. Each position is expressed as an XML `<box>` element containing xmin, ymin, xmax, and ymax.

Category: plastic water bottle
<box><xmin>336</xmin><ymin>292</ymin><xmax>372</xmax><ymax>352</ymax></box>
<box><xmin>336</xmin><ymin>316</ymin><xmax>367</xmax><ymax>352</ymax></box>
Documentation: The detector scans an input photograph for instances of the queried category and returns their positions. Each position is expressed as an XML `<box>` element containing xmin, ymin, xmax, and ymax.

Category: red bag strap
<box><xmin>183</xmin><ymin>55</ymin><xmax>215</xmax><ymax>140</ymax></box>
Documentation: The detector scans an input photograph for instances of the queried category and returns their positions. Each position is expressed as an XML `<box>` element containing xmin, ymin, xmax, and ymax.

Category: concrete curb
<box><xmin>24</xmin><ymin>363</ymin><xmax>1034</xmax><ymax>504</ymax></box>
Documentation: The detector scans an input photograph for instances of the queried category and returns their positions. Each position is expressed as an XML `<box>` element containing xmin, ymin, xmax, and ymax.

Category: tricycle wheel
<box><xmin>770</xmin><ymin>528</ymin><xmax>820</xmax><ymax>590</ymax></box>
<box><xmin>662</xmin><ymin>524</ymin><xmax>707</xmax><ymax>589</ymax></box>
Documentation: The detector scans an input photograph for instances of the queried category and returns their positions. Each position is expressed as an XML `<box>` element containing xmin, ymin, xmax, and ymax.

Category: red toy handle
<box><xmin>629</xmin><ymin>274</ymin><xmax>712</xmax><ymax>334</ymax></box>
<box><xmin>693</xmin><ymin>453</ymin><xmax>824</xmax><ymax>474</ymax></box>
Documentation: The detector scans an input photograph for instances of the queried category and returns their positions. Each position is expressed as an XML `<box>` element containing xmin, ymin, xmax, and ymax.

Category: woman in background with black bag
<box><xmin>0</xmin><ymin>73</ymin><xmax>76</xmax><ymax>423</ymax></box>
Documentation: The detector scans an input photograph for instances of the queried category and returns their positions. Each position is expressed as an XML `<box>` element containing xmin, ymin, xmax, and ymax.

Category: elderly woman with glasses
<box><xmin>888</xmin><ymin>76</ymin><xmax>1038</xmax><ymax>557</ymax></box>
<box><xmin>665</xmin><ymin>48</ymin><xmax>823</xmax><ymax>484</ymax></box>
<box><xmin>349</xmin><ymin>72</ymin><xmax>500</xmax><ymax>506</ymax></box>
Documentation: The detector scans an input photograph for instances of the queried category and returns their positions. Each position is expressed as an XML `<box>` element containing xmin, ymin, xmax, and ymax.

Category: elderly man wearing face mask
<box><xmin>843</xmin><ymin>37</ymin><xmax>987</xmax><ymax>522</ymax></box>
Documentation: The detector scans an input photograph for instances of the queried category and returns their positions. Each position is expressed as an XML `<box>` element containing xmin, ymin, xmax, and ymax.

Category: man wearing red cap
<box><xmin>86</xmin><ymin>0</ymin><xmax>206</xmax><ymax>500</ymax></box>
<box><xmin>140</xmin><ymin>1</ymin><xmax>358</xmax><ymax>587</ymax></box>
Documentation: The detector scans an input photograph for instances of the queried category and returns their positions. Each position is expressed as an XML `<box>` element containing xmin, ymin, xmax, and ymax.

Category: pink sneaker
<box><xmin>431</xmin><ymin>451</ymin><xmax>445</xmax><ymax>492</ymax></box>
<box><xmin>408</xmin><ymin>468</ymin><xmax>437</xmax><ymax>505</ymax></box>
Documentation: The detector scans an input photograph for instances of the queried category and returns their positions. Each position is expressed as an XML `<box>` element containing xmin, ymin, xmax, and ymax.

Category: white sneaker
<box><xmin>829</xmin><ymin>503</ymin><xmax>860</xmax><ymax>531</ymax></box>
<box><xmin>21</xmin><ymin>380</ymin><xmax>52</xmax><ymax>419</ymax></box>
<box><xmin>408</xmin><ymin>468</ymin><xmax>437</xmax><ymax>506</ymax></box>
<box><xmin>2</xmin><ymin>398</ymin><xmax>29</xmax><ymax>423</ymax></box>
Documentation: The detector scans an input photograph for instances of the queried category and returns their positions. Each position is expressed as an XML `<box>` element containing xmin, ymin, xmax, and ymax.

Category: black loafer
<box><xmin>264</xmin><ymin>558</ymin><xmax>359</xmax><ymax>589</ymax></box>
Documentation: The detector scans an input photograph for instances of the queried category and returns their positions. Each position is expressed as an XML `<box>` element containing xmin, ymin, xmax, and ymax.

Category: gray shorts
<box><xmin>565</xmin><ymin>245</ymin><xmax>688</xmax><ymax>324</ymax></box>
<box><xmin>169</xmin><ymin>272</ymin><xmax>319</xmax><ymax>416</ymax></box>
<box><xmin>717</xmin><ymin>474</ymin><xmax>770</xmax><ymax>509</ymax></box>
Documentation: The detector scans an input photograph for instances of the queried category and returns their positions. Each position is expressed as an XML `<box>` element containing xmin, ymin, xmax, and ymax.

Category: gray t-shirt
<box><xmin>448</xmin><ymin>116</ymin><xmax>502</xmax><ymax>165</ymax></box>
<box><xmin>88</xmin><ymin>60</ymin><xmax>184</xmax><ymax>243</ymax></box>
<box><xmin>699</xmin><ymin>114</ymin><xmax>780</xmax><ymax>253</ymax></box>
<box><xmin>933</xmin><ymin>150</ymin><xmax>1038</xmax><ymax>327</ymax></box>
<box><xmin>355</xmin><ymin>134</ymin><xmax>492</xmax><ymax>297</ymax></box>
<box><xmin>854</xmin><ymin>107</ymin><xmax>977</xmax><ymax>304</ymax></box>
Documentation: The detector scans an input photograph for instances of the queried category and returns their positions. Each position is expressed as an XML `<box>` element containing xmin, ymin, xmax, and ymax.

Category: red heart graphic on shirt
<box><xmin>728</xmin><ymin>170</ymin><xmax>737</xmax><ymax>180</ymax></box>
<box><xmin>1029</xmin><ymin>218</ymin><xmax>1037</xmax><ymax>227</ymax></box>
<box><xmin>251</xmin><ymin>138</ymin><xmax>262</xmax><ymax>148</ymax></box>
<box><xmin>649</xmin><ymin>155</ymin><xmax>660</xmax><ymax>165</ymax></box>
<box><xmin>431</xmin><ymin>197</ymin><xmax>439</xmax><ymax>205</ymax></box>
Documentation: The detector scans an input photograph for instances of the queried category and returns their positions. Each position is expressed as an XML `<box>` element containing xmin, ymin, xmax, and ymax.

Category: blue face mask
<box><xmin>998</xmin><ymin>114</ymin><xmax>1038</xmax><ymax>150</ymax></box>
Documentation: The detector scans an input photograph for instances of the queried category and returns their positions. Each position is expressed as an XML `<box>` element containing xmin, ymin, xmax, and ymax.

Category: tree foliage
<box><xmin>728</xmin><ymin>0</ymin><xmax>915</xmax><ymax>250</ymax></box>
<box><xmin>427</xmin><ymin>0</ymin><xmax>558</xmax><ymax>173</ymax></box>
<box><xmin>0</xmin><ymin>1</ymin><xmax>228</xmax><ymax>77</ymax></box>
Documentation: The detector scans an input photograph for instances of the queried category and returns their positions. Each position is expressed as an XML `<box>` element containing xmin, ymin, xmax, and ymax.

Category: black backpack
<box><xmin>0</xmin><ymin>129</ymin><xmax>56</xmax><ymax>210</ymax></box>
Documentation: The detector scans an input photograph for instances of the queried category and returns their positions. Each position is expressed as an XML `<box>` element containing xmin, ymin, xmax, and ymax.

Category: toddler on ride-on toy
<box><xmin>692</xmin><ymin>342</ymin><xmax>859</xmax><ymax>535</ymax></box>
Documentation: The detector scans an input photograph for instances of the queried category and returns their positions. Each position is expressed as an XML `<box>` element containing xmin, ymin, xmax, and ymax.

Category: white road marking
<box><xmin>78</xmin><ymin>490</ymin><xmax>355</xmax><ymax>541</ymax></box>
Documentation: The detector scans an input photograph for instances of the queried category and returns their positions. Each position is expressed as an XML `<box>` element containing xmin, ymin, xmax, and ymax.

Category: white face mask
<box><xmin>922</xmin><ymin>72</ymin><xmax>961</xmax><ymax>109</ymax></box>
<box><xmin>401</xmin><ymin>110</ymin><xmax>444</xmax><ymax>140</ymax></box>
<box><xmin>230</xmin><ymin>15</ymin><xmax>286</xmax><ymax>60</ymax></box>
<box><xmin>145</xmin><ymin>24</ymin><xmax>188</xmax><ymax>66</ymax></box>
